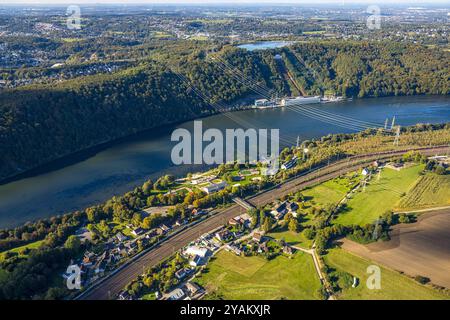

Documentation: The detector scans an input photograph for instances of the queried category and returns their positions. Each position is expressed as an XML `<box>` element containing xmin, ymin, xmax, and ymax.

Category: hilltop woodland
<box><xmin>0</xmin><ymin>40</ymin><xmax>449</xmax><ymax>180</ymax></box>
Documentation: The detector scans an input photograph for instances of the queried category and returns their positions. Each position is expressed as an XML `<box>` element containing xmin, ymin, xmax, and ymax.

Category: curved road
<box><xmin>78</xmin><ymin>145</ymin><xmax>449</xmax><ymax>300</ymax></box>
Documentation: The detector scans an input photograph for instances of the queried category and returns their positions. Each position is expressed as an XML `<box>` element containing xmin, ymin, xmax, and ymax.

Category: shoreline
<box><xmin>1</xmin><ymin>94</ymin><xmax>447</xmax><ymax>186</ymax></box>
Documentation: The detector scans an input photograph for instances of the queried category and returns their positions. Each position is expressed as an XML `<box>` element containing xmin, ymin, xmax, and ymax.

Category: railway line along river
<box><xmin>0</xmin><ymin>95</ymin><xmax>449</xmax><ymax>228</ymax></box>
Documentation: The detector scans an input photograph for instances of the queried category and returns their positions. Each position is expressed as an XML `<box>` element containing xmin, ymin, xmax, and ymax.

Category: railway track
<box><xmin>77</xmin><ymin>145</ymin><xmax>449</xmax><ymax>300</ymax></box>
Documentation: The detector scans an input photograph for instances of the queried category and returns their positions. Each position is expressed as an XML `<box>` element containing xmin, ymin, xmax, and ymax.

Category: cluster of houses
<box><xmin>66</xmin><ymin>207</ymin><xmax>209</xmax><ymax>288</ymax></box>
<box><xmin>270</xmin><ymin>201</ymin><xmax>300</xmax><ymax>220</ymax></box>
<box><xmin>166</xmin><ymin>281</ymin><xmax>204</xmax><ymax>300</ymax></box>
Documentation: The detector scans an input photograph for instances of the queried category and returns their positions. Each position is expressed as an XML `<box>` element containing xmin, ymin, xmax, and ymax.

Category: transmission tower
<box><xmin>393</xmin><ymin>126</ymin><xmax>401</xmax><ymax>146</ymax></box>
<box><xmin>390</xmin><ymin>116</ymin><xmax>396</xmax><ymax>130</ymax></box>
<box><xmin>384</xmin><ymin>118</ymin><xmax>388</xmax><ymax>130</ymax></box>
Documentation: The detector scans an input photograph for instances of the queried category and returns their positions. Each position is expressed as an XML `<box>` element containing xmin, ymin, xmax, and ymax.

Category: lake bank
<box><xmin>0</xmin><ymin>95</ymin><xmax>449</xmax><ymax>228</ymax></box>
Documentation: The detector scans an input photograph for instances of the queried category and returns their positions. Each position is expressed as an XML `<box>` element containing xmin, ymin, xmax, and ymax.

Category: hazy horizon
<box><xmin>1</xmin><ymin>0</ymin><xmax>449</xmax><ymax>6</ymax></box>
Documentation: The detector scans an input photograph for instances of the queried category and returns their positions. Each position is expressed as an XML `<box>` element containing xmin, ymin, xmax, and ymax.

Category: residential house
<box><xmin>201</xmin><ymin>181</ymin><xmax>227</xmax><ymax>194</ymax></box>
<box><xmin>283</xmin><ymin>246</ymin><xmax>294</xmax><ymax>255</ymax></box>
<box><xmin>185</xmin><ymin>246</ymin><xmax>209</xmax><ymax>258</ymax></box>
<box><xmin>168</xmin><ymin>288</ymin><xmax>186</xmax><ymax>300</ymax></box>
<box><xmin>270</xmin><ymin>201</ymin><xmax>288</xmax><ymax>220</ymax></box>
<box><xmin>281</xmin><ymin>157</ymin><xmax>297</xmax><ymax>170</ymax></box>
<box><xmin>189</xmin><ymin>255</ymin><xmax>204</xmax><ymax>267</ymax></box>
<box><xmin>82</xmin><ymin>252</ymin><xmax>96</xmax><ymax>267</ymax></box>
<box><xmin>118</xmin><ymin>291</ymin><xmax>133</xmax><ymax>300</ymax></box>
<box><xmin>175</xmin><ymin>268</ymin><xmax>192</xmax><ymax>281</ymax></box>
<box><xmin>215</xmin><ymin>229</ymin><xmax>233</xmax><ymax>242</ymax></box>
<box><xmin>131</xmin><ymin>227</ymin><xmax>144</xmax><ymax>237</ymax></box>
<box><xmin>287</xmin><ymin>202</ymin><xmax>299</xmax><ymax>217</ymax></box>
<box><xmin>116</xmin><ymin>232</ymin><xmax>128</xmax><ymax>242</ymax></box>
<box><xmin>252</xmin><ymin>232</ymin><xmax>263</xmax><ymax>243</ymax></box>
<box><xmin>157</xmin><ymin>224</ymin><xmax>170</xmax><ymax>235</ymax></box>
<box><xmin>185</xmin><ymin>282</ymin><xmax>201</xmax><ymax>296</ymax></box>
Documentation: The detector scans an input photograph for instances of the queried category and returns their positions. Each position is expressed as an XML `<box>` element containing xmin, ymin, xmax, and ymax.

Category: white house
<box><xmin>185</xmin><ymin>246</ymin><xmax>209</xmax><ymax>258</ymax></box>
<box><xmin>168</xmin><ymin>288</ymin><xmax>186</xmax><ymax>300</ymax></box>
<box><xmin>201</xmin><ymin>181</ymin><xmax>227</xmax><ymax>194</ymax></box>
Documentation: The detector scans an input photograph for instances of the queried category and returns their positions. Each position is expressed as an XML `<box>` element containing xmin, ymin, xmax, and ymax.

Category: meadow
<box><xmin>333</xmin><ymin>165</ymin><xmax>423</xmax><ymax>226</ymax></box>
<box><xmin>195</xmin><ymin>250</ymin><xmax>322</xmax><ymax>300</ymax></box>
<box><xmin>0</xmin><ymin>240</ymin><xmax>44</xmax><ymax>262</ymax></box>
<box><xmin>324</xmin><ymin>248</ymin><xmax>449</xmax><ymax>300</ymax></box>
<box><xmin>267</xmin><ymin>225</ymin><xmax>314</xmax><ymax>249</ymax></box>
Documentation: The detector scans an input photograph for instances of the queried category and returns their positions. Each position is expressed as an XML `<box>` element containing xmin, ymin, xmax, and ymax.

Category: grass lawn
<box><xmin>324</xmin><ymin>248</ymin><xmax>449</xmax><ymax>300</ymax></box>
<box><xmin>302</xmin><ymin>173</ymin><xmax>358</xmax><ymax>207</ymax></box>
<box><xmin>398</xmin><ymin>173</ymin><xmax>450</xmax><ymax>210</ymax></box>
<box><xmin>267</xmin><ymin>225</ymin><xmax>313</xmax><ymax>249</ymax></box>
<box><xmin>334</xmin><ymin>165</ymin><xmax>423</xmax><ymax>226</ymax></box>
<box><xmin>195</xmin><ymin>250</ymin><xmax>322</xmax><ymax>300</ymax></box>
<box><xmin>0</xmin><ymin>240</ymin><xmax>44</xmax><ymax>262</ymax></box>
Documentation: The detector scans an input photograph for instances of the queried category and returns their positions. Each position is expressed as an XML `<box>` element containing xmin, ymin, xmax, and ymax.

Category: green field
<box><xmin>302</xmin><ymin>173</ymin><xmax>358</xmax><ymax>207</ymax></box>
<box><xmin>398</xmin><ymin>173</ymin><xmax>450</xmax><ymax>210</ymax></box>
<box><xmin>0</xmin><ymin>240</ymin><xmax>44</xmax><ymax>262</ymax></box>
<box><xmin>324</xmin><ymin>248</ymin><xmax>449</xmax><ymax>300</ymax></box>
<box><xmin>195</xmin><ymin>250</ymin><xmax>322</xmax><ymax>300</ymax></box>
<box><xmin>334</xmin><ymin>165</ymin><xmax>423</xmax><ymax>226</ymax></box>
<box><xmin>267</xmin><ymin>225</ymin><xmax>313</xmax><ymax>249</ymax></box>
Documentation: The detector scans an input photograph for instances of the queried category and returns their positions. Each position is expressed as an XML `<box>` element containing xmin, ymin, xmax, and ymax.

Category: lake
<box><xmin>237</xmin><ymin>41</ymin><xmax>294</xmax><ymax>51</ymax></box>
<box><xmin>0</xmin><ymin>95</ymin><xmax>449</xmax><ymax>228</ymax></box>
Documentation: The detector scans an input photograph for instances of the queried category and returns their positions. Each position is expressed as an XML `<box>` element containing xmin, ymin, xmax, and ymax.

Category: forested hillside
<box><xmin>0</xmin><ymin>41</ymin><xmax>448</xmax><ymax>181</ymax></box>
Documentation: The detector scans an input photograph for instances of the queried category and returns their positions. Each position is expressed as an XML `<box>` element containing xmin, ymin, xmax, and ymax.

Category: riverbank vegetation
<box><xmin>1</xmin><ymin>40</ymin><xmax>448</xmax><ymax>181</ymax></box>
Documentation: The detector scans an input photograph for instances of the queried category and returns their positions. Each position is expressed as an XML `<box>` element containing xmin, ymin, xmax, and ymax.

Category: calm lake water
<box><xmin>0</xmin><ymin>95</ymin><xmax>449</xmax><ymax>228</ymax></box>
<box><xmin>237</xmin><ymin>41</ymin><xmax>293</xmax><ymax>51</ymax></box>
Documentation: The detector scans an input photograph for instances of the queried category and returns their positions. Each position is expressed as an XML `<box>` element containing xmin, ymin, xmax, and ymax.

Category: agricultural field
<box><xmin>195</xmin><ymin>250</ymin><xmax>322</xmax><ymax>300</ymax></box>
<box><xmin>324</xmin><ymin>248</ymin><xmax>449</xmax><ymax>300</ymax></box>
<box><xmin>398</xmin><ymin>174</ymin><xmax>450</xmax><ymax>210</ymax></box>
<box><xmin>267</xmin><ymin>225</ymin><xmax>313</xmax><ymax>249</ymax></box>
<box><xmin>333</xmin><ymin>165</ymin><xmax>423</xmax><ymax>226</ymax></box>
<box><xmin>341</xmin><ymin>209</ymin><xmax>450</xmax><ymax>289</ymax></box>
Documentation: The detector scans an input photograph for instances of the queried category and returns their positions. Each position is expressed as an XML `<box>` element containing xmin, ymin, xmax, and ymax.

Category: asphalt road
<box><xmin>78</xmin><ymin>145</ymin><xmax>449</xmax><ymax>300</ymax></box>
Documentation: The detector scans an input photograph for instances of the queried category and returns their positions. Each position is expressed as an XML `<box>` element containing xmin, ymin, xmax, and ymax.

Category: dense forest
<box><xmin>0</xmin><ymin>41</ymin><xmax>449</xmax><ymax>181</ymax></box>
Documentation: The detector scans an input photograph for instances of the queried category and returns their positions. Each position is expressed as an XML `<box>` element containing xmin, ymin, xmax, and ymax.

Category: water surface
<box><xmin>0</xmin><ymin>95</ymin><xmax>449</xmax><ymax>228</ymax></box>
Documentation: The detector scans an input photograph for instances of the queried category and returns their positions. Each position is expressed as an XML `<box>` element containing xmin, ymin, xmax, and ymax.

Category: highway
<box><xmin>78</xmin><ymin>145</ymin><xmax>448</xmax><ymax>300</ymax></box>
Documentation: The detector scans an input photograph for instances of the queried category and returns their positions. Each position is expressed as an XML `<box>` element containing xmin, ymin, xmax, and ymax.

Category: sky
<box><xmin>1</xmin><ymin>0</ymin><xmax>449</xmax><ymax>5</ymax></box>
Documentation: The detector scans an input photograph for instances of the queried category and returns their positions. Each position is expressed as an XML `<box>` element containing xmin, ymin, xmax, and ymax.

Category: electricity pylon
<box><xmin>393</xmin><ymin>126</ymin><xmax>400</xmax><ymax>146</ymax></box>
<box><xmin>391</xmin><ymin>116</ymin><xmax>396</xmax><ymax>130</ymax></box>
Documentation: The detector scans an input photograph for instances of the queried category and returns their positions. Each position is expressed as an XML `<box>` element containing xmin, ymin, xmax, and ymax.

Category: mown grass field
<box><xmin>302</xmin><ymin>173</ymin><xmax>357</xmax><ymax>207</ymax></box>
<box><xmin>398</xmin><ymin>173</ymin><xmax>450</xmax><ymax>210</ymax></box>
<box><xmin>324</xmin><ymin>248</ymin><xmax>449</xmax><ymax>300</ymax></box>
<box><xmin>195</xmin><ymin>250</ymin><xmax>322</xmax><ymax>300</ymax></box>
<box><xmin>334</xmin><ymin>165</ymin><xmax>423</xmax><ymax>226</ymax></box>
<box><xmin>267</xmin><ymin>225</ymin><xmax>313</xmax><ymax>249</ymax></box>
<box><xmin>0</xmin><ymin>240</ymin><xmax>44</xmax><ymax>262</ymax></box>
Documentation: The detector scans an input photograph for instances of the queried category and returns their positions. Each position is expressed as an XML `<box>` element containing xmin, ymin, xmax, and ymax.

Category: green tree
<box><xmin>288</xmin><ymin>218</ymin><xmax>299</xmax><ymax>233</ymax></box>
<box><xmin>64</xmin><ymin>235</ymin><xmax>81</xmax><ymax>252</ymax></box>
